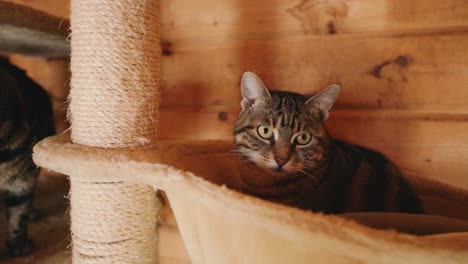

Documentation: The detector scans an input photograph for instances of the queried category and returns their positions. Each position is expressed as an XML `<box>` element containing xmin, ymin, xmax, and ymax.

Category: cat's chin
<box><xmin>241</xmin><ymin>156</ymin><xmax>297</xmax><ymax>174</ymax></box>
<box><xmin>259</xmin><ymin>165</ymin><xmax>297</xmax><ymax>175</ymax></box>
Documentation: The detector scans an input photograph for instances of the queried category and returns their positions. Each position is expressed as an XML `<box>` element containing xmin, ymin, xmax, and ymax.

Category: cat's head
<box><xmin>234</xmin><ymin>71</ymin><xmax>340</xmax><ymax>173</ymax></box>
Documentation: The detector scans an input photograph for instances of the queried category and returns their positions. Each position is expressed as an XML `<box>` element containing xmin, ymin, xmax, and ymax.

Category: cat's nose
<box><xmin>275</xmin><ymin>157</ymin><xmax>288</xmax><ymax>167</ymax></box>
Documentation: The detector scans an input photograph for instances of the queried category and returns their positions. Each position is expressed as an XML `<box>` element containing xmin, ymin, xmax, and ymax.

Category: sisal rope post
<box><xmin>68</xmin><ymin>0</ymin><xmax>160</xmax><ymax>263</ymax></box>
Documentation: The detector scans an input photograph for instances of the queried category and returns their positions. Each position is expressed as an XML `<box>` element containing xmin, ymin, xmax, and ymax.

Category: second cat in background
<box><xmin>234</xmin><ymin>71</ymin><xmax>423</xmax><ymax>214</ymax></box>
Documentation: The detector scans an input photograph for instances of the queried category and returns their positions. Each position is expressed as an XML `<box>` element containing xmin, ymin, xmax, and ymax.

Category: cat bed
<box><xmin>33</xmin><ymin>134</ymin><xmax>468</xmax><ymax>263</ymax></box>
<box><xmin>0</xmin><ymin>0</ymin><xmax>69</xmax><ymax>58</ymax></box>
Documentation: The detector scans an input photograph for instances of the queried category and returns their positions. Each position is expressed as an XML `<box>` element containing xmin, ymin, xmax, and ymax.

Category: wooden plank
<box><xmin>327</xmin><ymin>110</ymin><xmax>468</xmax><ymax>191</ymax></box>
<box><xmin>158</xmin><ymin>110</ymin><xmax>468</xmax><ymax>191</ymax></box>
<box><xmin>5</xmin><ymin>0</ymin><xmax>69</xmax><ymax>18</ymax></box>
<box><xmin>161</xmin><ymin>0</ymin><xmax>468</xmax><ymax>46</ymax></box>
<box><xmin>161</xmin><ymin>31</ymin><xmax>468</xmax><ymax>113</ymax></box>
<box><xmin>159</xmin><ymin>110</ymin><xmax>234</xmax><ymax>140</ymax></box>
<box><xmin>6</xmin><ymin>0</ymin><xmax>468</xmax><ymax>45</ymax></box>
<box><xmin>7</xmin><ymin>0</ymin><xmax>468</xmax><ymax>46</ymax></box>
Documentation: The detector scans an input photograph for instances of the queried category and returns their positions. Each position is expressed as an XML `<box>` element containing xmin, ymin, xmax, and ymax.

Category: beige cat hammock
<box><xmin>1</xmin><ymin>0</ymin><xmax>468</xmax><ymax>263</ymax></box>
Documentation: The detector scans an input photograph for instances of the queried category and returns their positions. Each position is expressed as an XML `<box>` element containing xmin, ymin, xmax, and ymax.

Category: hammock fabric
<box><xmin>33</xmin><ymin>135</ymin><xmax>468</xmax><ymax>263</ymax></box>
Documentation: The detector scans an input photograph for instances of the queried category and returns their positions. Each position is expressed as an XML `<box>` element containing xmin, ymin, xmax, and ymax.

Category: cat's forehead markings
<box><xmin>269</xmin><ymin>116</ymin><xmax>274</xmax><ymax>126</ymax></box>
<box><xmin>282</xmin><ymin>110</ymin><xmax>288</xmax><ymax>122</ymax></box>
<box><xmin>275</xmin><ymin>115</ymin><xmax>283</xmax><ymax>128</ymax></box>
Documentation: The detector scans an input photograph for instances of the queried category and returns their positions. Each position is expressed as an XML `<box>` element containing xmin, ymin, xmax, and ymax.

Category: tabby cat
<box><xmin>0</xmin><ymin>57</ymin><xmax>55</xmax><ymax>256</ymax></box>
<box><xmin>234</xmin><ymin>71</ymin><xmax>423</xmax><ymax>214</ymax></box>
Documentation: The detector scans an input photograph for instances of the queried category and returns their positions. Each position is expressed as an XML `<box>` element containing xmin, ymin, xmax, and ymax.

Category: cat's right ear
<box><xmin>240</xmin><ymin>71</ymin><xmax>271</xmax><ymax>110</ymax></box>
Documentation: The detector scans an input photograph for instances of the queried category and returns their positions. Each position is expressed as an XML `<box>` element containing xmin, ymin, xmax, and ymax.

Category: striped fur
<box><xmin>234</xmin><ymin>72</ymin><xmax>422</xmax><ymax>214</ymax></box>
<box><xmin>0</xmin><ymin>57</ymin><xmax>55</xmax><ymax>256</ymax></box>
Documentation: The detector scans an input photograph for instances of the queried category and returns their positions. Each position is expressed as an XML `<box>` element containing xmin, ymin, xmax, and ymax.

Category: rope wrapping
<box><xmin>68</xmin><ymin>0</ymin><xmax>161</xmax><ymax>263</ymax></box>
<box><xmin>70</xmin><ymin>180</ymin><xmax>159</xmax><ymax>263</ymax></box>
<box><xmin>69</xmin><ymin>0</ymin><xmax>160</xmax><ymax>148</ymax></box>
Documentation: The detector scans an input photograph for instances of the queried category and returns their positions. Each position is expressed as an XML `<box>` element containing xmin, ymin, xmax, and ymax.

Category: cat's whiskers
<box><xmin>302</xmin><ymin>164</ymin><xmax>327</xmax><ymax>174</ymax></box>
<box><xmin>224</xmin><ymin>149</ymin><xmax>243</xmax><ymax>155</ymax></box>
<box><xmin>220</xmin><ymin>153</ymin><xmax>244</xmax><ymax>157</ymax></box>
<box><xmin>296</xmin><ymin>169</ymin><xmax>319</xmax><ymax>184</ymax></box>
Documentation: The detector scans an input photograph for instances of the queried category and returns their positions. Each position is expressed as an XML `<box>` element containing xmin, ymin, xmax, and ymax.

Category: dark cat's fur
<box><xmin>0</xmin><ymin>57</ymin><xmax>55</xmax><ymax>256</ymax></box>
<box><xmin>234</xmin><ymin>71</ymin><xmax>423</xmax><ymax>214</ymax></box>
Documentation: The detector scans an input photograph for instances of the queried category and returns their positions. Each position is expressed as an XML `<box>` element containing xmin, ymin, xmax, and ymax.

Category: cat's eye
<box><xmin>257</xmin><ymin>125</ymin><xmax>273</xmax><ymax>140</ymax></box>
<box><xmin>295</xmin><ymin>133</ymin><xmax>312</xmax><ymax>145</ymax></box>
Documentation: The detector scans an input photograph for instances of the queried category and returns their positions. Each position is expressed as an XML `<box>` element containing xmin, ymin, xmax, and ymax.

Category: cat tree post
<box><xmin>68</xmin><ymin>0</ymin><xmax>160</xmax><ymax>262</ymax></box>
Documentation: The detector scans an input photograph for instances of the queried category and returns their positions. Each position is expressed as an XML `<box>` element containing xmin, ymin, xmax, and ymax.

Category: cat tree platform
<box><xmin>33</xmin><ymin>134</ymin><xmax>468</xmax><ymax>263</ymax></box>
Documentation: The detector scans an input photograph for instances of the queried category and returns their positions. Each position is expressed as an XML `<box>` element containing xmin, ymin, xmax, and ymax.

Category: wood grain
<box><xmin>7</xmin><ymin>0</ymin><xmax>468</xmax><ymax>43</ymax></box>
<box><xmin>159</xmin><ymin>110</ymin><xmax>234</xmax><ymax>140</ymax></box>
<box><xmin>4</xmin><ymin>0</ymin><xmax>69</xmax><ymax>18</ymax></box>
<box><xmin>160</xmin><ymin>0</ymin><xmax>468</xmax><ymax>46</ymax></box>
<box><xmin>161</xmin><ymin>31</ymin><xmax>468</xmax><ymax>113</ymax></box>
<box><xmin>327</xmin><ymin>110</ymin><xmax>468</xmax><ymax>190</ymax></box>
<box><xmin>9</xmin><ymin>0</ymin><xmax>468</xmax><ymax>43</ymax></box>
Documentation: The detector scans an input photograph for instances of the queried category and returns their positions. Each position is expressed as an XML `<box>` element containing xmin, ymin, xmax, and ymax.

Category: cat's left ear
<box><xmin>305</xmin><ymin>84</ymin><xmax>341</xmax><ymax>121</ymax></box>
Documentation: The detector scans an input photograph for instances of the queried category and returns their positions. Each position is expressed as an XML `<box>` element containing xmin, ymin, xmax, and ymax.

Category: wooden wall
<box><xmin>6</xmin><ymin>0</ymin><xmax>468</xmax><ymax>190</ymax></box>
